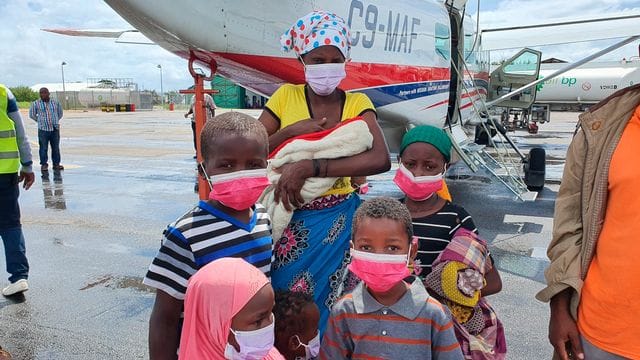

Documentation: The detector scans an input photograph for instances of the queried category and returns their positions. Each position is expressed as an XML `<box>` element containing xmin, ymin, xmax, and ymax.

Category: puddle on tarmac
<box><xmin>135</xmin><ymin>248</ymin><xmax>158</xmax><ymax>258</ymax></box>
<box><xmin>518</xmin><ymin>134</ymin><xmax>564</xmax><ymax>139</ymax></box>
<box><xmin>491</xmin><ymin>248</ymin><xmax>548</xmax><ymax>284</ymax></box>
<box><xmin>80</xmin><ymin>275</ymin><xmax>154</xmax><ymax>293</ymax></box>
<box><xmin>41</xmin><ymin>170</ymin><xmax>67</xmax><ymax>210</ymax></box>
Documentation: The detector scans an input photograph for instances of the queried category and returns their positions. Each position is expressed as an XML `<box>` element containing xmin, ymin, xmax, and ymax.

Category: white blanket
<box><xmin>260</xmin><ymin>120</ymin><xmax>373</xmax><ymax>239</ymax></box>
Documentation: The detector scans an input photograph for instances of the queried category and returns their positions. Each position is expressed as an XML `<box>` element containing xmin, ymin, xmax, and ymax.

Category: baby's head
<box><xmin>200</xmin><ymin>112</ymin><xmax>269</xmax><ymax>176</ymax></box>
<box><xmin>274</xmin><ymin>291</ymin><xmax>320</xmax><ymax>360</ymax></box>
<box><xmin>351</xmin><ymin>197</ymin><xmax>416</xmax><ymax>256</ymax></box>
<box><xmin>398</xmin><ymin>125</ymin><xmax>451</xmax><ymax>177</ymax></box>
<box><xmin>425</xmin><ymin>230</ymin><xmax>490</xmax><ymax>324</ymax></box>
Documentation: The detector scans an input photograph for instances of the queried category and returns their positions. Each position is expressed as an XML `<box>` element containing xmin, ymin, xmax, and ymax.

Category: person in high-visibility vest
<box><xmin>0</xmin><ymin>84</ymin><xmax>34</xmax><ymax>297</ymax></box>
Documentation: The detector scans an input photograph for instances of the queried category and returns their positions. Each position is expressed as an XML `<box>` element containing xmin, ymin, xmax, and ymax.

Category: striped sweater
<box><xmin>320</xmin><ymin>278</ymin><xmax>463</xmax><ymax>359</ymax></box>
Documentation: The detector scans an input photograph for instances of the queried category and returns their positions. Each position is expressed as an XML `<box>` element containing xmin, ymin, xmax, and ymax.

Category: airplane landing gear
<box><xmin>524</xmin><ymin>147</ymin><xmax>546</xmax><ymax>191</ymax></box>
<box><xmin>474</xmin><ymin>124</ymin><xmax>497</xmax><ymax>145</ymax></box>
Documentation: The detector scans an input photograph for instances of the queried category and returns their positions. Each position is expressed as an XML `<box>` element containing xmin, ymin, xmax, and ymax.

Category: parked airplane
<box><xmin>45</xmin><ymin>0</ymin><xmax>640</xmax><ymax>199</ymax></box>
<box><xmin>535</xmin><ymin>58</ymin><xmax>640</xmax><ymax>110</ymax></box>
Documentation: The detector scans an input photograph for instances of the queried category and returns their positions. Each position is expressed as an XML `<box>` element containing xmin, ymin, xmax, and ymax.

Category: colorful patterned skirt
<box><xmin>270</xmin><ymin>193</ymin><xmax>361</xmax><ymax>335</ymax></box>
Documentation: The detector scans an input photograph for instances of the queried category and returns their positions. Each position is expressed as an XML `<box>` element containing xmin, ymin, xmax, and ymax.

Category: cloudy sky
<box><xmin>1</xmin><ymin>1</ymin><xmax>188</xmax><ymax>91</ymax></box>
<box><xmin>1</xmin><ymin>0</ymin><xmax>639</xmax><ymax>92</ymax></box>
<box><xmin>473</xmin><ymin>0</ymin><xmax>640</xmax><ymax>61</ymax></box>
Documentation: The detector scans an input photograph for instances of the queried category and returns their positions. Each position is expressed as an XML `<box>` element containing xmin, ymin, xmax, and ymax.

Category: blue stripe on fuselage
<box><xmin>356</xmin><ymin>81</ymin><xmax>450</xmax><ymax>108</ymax></box>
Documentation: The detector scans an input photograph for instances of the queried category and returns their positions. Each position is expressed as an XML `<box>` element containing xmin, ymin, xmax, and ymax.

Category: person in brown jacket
<box><xmin>537</xmin><ymin>84</ymin><xmax>640</xmax><ymax>360</ymax></box>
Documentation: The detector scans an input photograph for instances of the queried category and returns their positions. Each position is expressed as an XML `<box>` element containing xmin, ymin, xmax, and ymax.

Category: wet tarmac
<box><xmin>0</xmin><ymin>109</ymin><xmax>579</xmax><ymax>359</ymax></box>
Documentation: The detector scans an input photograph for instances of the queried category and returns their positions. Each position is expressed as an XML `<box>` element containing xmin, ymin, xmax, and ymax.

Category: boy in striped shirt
<box><xmin>320</xmin><ymin>197</ymin><xmax>463</xmax><ymax>359</ymax></box>
<box><xmin>143</xmin><ymin>112</ymin><xmax>273</xmax><ymax>359</ymax></box>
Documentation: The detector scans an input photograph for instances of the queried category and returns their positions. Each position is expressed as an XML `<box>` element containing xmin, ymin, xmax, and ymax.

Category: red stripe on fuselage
<box><xmin>215</xmin><ymin>53</ymin><xmax>450</xmax><ymax>90</ymax></box>
<box><xmin>421</xmin><ymin>88</ymin><xmax>486</xmax><ymax>110</ymax></box>
<box><xmin>424</xmin><ymin>99</ymin><xmax>449</xmax><ymax>110</ymax></box>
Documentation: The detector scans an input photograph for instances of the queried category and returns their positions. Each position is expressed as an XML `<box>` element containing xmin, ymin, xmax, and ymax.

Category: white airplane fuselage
<box><xmin>536</xmin><ymin>60</ymin><xmax>640</xmax><ymax>104</ymax></box>
<box><xmin>105</xmin><ymin>0</ymin><xmax>488</xmax><ymax>148</ymax></box>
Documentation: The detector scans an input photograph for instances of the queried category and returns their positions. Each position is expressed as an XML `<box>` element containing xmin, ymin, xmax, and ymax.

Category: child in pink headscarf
<box><xmin>179</xmin><ymin>258</ymin><xmax>284</xmax><ymax>360</ymax></box>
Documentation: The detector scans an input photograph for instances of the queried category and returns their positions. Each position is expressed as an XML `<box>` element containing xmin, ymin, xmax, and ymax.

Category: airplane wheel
<box><xmin>527</xmin><ymin>185</ymin><xmax>544</xmax><ymax>192</ymax></box>
<box><xmin>524</xmin><ymin>147</ymin><xmax>546</xmax><ymax>192</ymax></box>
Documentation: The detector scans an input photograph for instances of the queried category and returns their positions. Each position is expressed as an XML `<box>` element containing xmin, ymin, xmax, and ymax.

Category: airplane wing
<box><xmin>41</xmin><ymin>29</ymin><xmax>154</xmax><ymax>45</ymax></box>
<box><xmin>41</xmin><ymin>28</ymin><xmax>281</xmax><ymax>96</ymax></box>
<box><xmin>481</xmin><ymin>13</ymin><xmax>640</xmax><ymax>51</ymax></box>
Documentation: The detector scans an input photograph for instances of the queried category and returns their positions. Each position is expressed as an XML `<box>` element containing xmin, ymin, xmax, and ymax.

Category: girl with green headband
<box><xmin>394</xmin><ymin>125</ymin><xmax>502</xmax><ymax>296</ymax></box>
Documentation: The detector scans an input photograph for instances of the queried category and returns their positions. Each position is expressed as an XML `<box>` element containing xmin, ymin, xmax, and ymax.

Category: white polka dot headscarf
<box><xmin>280</xmin><ymin>10</ymin><xmax>352</xmax><ymax>60</ymax></box>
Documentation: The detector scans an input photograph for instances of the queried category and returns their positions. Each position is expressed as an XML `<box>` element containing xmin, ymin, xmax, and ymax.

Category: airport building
<box><xmin>31</xmin><ymin>78</ymin><xmax>154</xmax><ymax>110</ymax></box>
<box><xmin>32</xmin><ymin>76</ymin><xmax>267</xmax><ymax>111</ymax></box>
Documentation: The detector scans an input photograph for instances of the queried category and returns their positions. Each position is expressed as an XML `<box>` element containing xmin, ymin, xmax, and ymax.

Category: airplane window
<box><xmin>503</xmin><ymin>50</ymin><xmax>539</xmax><ymax>76</ymax></box>
<box><xmin>435</xmin><ymin>23</ymin><xmax>450</xmax><ymax>60</ymax></box>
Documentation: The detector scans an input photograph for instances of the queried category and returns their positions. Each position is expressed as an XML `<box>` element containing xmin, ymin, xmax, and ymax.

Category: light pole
<box><xmin>61</xmin><ymin>61</ymin><xmax>67</xmax><ymax>109</ymax></box>
<box><xmin>157</xmin><ymin>64</ymin><xmax>163</xmax><ymax>107</ymax></box>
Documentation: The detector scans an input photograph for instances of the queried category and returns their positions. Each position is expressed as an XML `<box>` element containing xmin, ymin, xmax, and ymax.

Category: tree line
<box><xmin>9</xmin><ymin>86</ymin><xmax>39</xmax><ymax>102</ymax></box>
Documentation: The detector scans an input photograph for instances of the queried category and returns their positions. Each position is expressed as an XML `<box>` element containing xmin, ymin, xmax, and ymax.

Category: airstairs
<box><xmin>447</xmin><ymin>54</ymin><xmax>539</xmax><ymax>201</ymax></box>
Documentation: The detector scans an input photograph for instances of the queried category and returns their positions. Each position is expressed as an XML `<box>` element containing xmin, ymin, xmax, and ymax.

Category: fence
<box><xmin>52</xmin><ymin>90</ymin><xmax>155</xmax><ymax>110</ymax></box>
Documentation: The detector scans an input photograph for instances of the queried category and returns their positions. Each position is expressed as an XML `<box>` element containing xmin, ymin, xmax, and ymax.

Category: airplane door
<box><xmin>488</xmin><ymin>48</ymin><xmax>542</xmax><ymax>109</ymax></box>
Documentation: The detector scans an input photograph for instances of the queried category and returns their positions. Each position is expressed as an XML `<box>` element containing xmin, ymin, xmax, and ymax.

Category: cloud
<box><xmin>480</xmin><ymin>0</ymin><xmax>640</xmax><ymax>25</ymax></box>
<box><xmin>471</xmin><ymin>0</ymin><xmax>640</xmax><ymax>62</ymax></box>
<box><xmin>1</xmin><ymin>0</ymin><xmax>190</xmax><ymax>91</ymax></box>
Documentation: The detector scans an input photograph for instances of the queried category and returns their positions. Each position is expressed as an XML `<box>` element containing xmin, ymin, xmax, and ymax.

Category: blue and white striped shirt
<box><xmin>143</xmin><ymin>201</ymin><xmax>273</xmax><ymax>300</ymax></box>
<box><xmin>29</xmin><ymin>99</ymin><xmax>63</xmax><ymax>131</ymax></box>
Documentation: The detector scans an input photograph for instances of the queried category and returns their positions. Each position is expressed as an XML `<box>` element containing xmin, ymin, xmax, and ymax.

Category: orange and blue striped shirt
<box><xmin>320</xmin><ymin>277</ymin><xmax>463</xmax><ymax>359</ymax></box>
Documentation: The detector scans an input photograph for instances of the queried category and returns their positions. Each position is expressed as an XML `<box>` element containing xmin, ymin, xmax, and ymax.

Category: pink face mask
<box><xmin>304</xmin><ymin>62</ymin><xmax>346</xmax><ymax>96</ymax></box>
<box><xmin>348</xmin><ymin>245</ymin><xmax>412</xmax><ymax>293</ymax></box>
<box><xmin>201</xmin><ymin>167</ymin><xmax>270</xmax><ymax>211</ymax></box>
<box><xmin>393</xmin><ymin>164</ymin><xmax>444</xmax><ymax>201</ymax></box>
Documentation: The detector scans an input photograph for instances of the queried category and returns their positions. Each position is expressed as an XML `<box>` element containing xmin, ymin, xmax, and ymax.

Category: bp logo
<box><xmin>536</xmin><ymin>75</ymin><xmax>545</xmax><ymax>92</ymax></box>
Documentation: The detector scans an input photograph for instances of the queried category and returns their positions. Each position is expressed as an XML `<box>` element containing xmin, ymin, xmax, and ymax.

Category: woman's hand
<box><xmin>481</xmin><ymin>259</ymin><xmax>502</xmax><ymax>296</ymax></box>
<box><xmin>274</xmin><ymin>160</ymin><xmax>313</xmax><ymax>211</ymax></box>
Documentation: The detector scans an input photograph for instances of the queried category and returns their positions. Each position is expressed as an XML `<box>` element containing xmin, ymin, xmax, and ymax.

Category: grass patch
<box><xmin>18</xmin><ymin>101</ymin><xmax>31</xmax><ymax>109</ymax></box>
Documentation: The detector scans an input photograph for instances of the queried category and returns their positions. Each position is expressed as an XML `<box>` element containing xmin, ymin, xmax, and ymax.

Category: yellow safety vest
<box><xmin>0</xmin><ymin>84</ymin><xmax>20</xmax><ymax>174</ymax></box>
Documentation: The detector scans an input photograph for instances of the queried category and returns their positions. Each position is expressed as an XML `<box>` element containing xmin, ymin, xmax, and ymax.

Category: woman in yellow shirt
<box><xmin>257</xmin><ymin>11</ymin><xmax>390</xmax><ymax>334</ymax></box>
